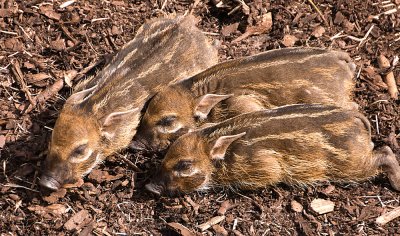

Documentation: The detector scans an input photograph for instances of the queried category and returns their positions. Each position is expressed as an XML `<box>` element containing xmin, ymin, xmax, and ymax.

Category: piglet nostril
<box><xmin>145</xmin><ymin>182</ymin><xmax>163</xmax><ymax>196</ymax></box>
<box><xmin>39</xmin><ymin>175</ymin><xmax>61</xmax><ymax>191</ymax></box>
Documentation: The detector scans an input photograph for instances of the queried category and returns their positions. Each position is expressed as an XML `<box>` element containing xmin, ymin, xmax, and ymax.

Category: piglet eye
<box><xmin>71</xmin><ymin>144</ymin><xmax>87</xmax><ymax>157</ymax></box>
<box><xmin>174</xmin><ymin>160</ymin><xmax>192</xmax><ymax>171</ymax></box>
<box><xmin>157</xmin><ymin>115</ymin><xmax>177</xmax><ymax>127</ymax></box>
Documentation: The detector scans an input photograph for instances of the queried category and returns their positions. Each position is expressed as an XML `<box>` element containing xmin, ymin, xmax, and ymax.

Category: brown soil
<box><xmin>1</xmin><ymin>0</ymin><xmax>400</xmax><ymax>235</ymax></box>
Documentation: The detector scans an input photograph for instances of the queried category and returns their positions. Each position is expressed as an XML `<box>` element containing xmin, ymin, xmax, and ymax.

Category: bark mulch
<box><xmin>1</xmin><ymin>0</ymin><xmax>400</xmax><ymax>235</ymax></box>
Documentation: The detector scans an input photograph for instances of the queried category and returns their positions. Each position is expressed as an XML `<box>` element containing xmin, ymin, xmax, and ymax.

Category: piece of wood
<box><xmin>197</xmin><ymin>215</ymin><xmax>225</xmax><ymax>231</ymax></box>
<box><xmin>310</xmin><ymin>198</ymin><xmax>335</xmax><ymax>214</ymax></box>
<box><xmin>376</xmin><ymin>206</ymin><xmax>400</xmax><ymax>226</ymax></box>
<box><xmin>167</xmin><ymin>222</ymin><xmax>195</xmax><ymax>236</ymax></box>
<box><xmin>378</xmin><ymin>54</ymin><xmax>399</xmax><ymax>99</ymax></box>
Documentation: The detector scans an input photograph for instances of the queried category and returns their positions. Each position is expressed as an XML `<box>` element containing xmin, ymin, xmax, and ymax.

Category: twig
<box><xmin>197</xmin><ymin>215</ymin><xmax>225</xmax><ymax>231</ymax></box>
<box><xmin>376</xmin><ymin>206</ymin><xmax>400</xmax><ymax>226</ymax></box>
<box><xmin>184</xmin><ymin>196</ymin><xmax>199</xmax><ymax>215</ymax></box>
<box><xmin>19</xmin><ymin>26</ymin><xmax>33</xmax><ymax>42</ymax></box>
<box><xmin>91</xmin><ymin>18</ymin><xmax>109</xmax><ymax>23</ymax></box>
<box><xmin>25</xmin><ymin>79</ymin><xmax>64</xmax><ymax>113</ymax></box>
<box><xmin>160</xmin><ymin>0</ymin><xmax>168</xmax><ymax>10</ymax></box>
<box><xmin>0</xmin><ymin>30</ymin><xmax>18</xmax><ymax>35</ymax></box>
<box><xmin>306</xmin><ymin>0</ymin><xmax>329</xmax><ymax>26</ymax></box>
<box><xmin>11</xmin><ymin>61</ymin><xmax>35</xmax><ymax>105</ymax></box>
<box><xmin>116</xmin><ymin>153</ymin><xmax>142</xmax><ymax>172</ymax></box>
<box><xmin>60</xmin><ymin>24</ymin><xmax>78</xmax><ymax>44</ymax></box>
<box><xmin>2</xmin><ymin>183</ymin><xmax>39</xmax><ymax>192</ymax></box>
<box><xmin>189</xmin><ymin>0</ymin><xmax>200</xmax><ymax>14</ymax></box>
<box><xmin>346</xmin><ymin>24</ymin><xmax>375</xmax><ymax>47</ymax></box>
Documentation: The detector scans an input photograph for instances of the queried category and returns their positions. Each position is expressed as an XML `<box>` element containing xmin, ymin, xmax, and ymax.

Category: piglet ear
<box><xmin>66</xmin><ymin>85</ymin><xmax>97</xmax><ymax>105</ymax></box>
<box><xmin>101</xmin><ymin>108</ymin><xmax>140</xmax><ymax>139</ymax></box>
<box><xmin>210</xmin><ymin>132</ymin><xmax>246</xmax><ymax>160</ymax></box>
<box><xmin>194</xmin><ymin>94</ymin><xmax>233</xmax><ymax>120</ymax></box>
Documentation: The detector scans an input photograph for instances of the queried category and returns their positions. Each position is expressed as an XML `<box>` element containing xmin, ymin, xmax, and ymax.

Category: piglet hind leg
<box><xmin>374</xmin><ymin>146</ymin><xmax>400</xmax><ymax>191</ymax></box>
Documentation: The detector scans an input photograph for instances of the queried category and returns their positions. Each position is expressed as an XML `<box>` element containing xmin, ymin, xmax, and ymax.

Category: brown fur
<box><xmin>133</xmin><ymin>48</ymin><xmax>357</xmax><ymax>152</ymax></box>
<box><xmin>40</xmin><ymin>15</ymin><xmax>218</xmax><ymax>190</ymax></box>
<box><xmin>145</xmin><ymin>104</ymin><xmax>400</xmax><ymax>195</ymax></box>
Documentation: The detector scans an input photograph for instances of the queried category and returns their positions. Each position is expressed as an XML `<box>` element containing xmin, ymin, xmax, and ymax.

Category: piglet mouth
<box><xmin>39</xmin><ymin>174</ymin><xmax>62</xmax><ymax>191</ymax></box>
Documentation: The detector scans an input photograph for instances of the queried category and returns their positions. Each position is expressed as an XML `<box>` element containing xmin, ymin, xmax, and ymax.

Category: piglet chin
<box><xmin>39</xmin><ymin>175</ymin><xmax>61</xmax><ymax>191</ymax></box>
<box><xmin>145</xmin><ymin>182</ymin><xmax>164</xmax><ymax>196</ymax></box>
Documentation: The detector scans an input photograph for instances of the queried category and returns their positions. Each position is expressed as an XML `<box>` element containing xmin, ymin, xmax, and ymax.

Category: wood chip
<box><xmin>291</xmin><ymin>200</ymin><xmax>303</xmax><ymax>213</ymax></box>
<box><xmin>221</xmin><ymin>23</ymin><xmax>239</xmax><ymax>36</ymax></box>
<box><xmin>322</xmin><ymin>185</ymin><xmax>336</xmax><ymax>195</ymax></box>
<box><xmin>88</xmin><ymin>169</ymin><xmax>124</xmax><ymax>183</ymax></box>
<box><xmin>376</xmin><ymin>206</ymin><xmax>400</xmax><ymax>226</ymax></box>
<box><xmin>217</xmin><ymin>200</ymin><xmax>231</xmax><ymax>215</ymax></box>
<box><xmin>59</xmin><ymin>0</ymin><xmax>76</xmax><ymax>8</ymax></box>
<box><xmin>0</xmin><ymin>135</ymin><xmax>5</xmax><ymax>148</ymax></box>
<box><xmin>198</xmin><ymin>215</ymin><xmax>225</xmax><ymax>231</ymax></box>
<box><xmin>184</xmin><ymin>196</ymin><xmax>200</xmax><ymax>215</ymax></box>
<box><xmin>28</xmin><ymin>203</ymin><xmax>67</xmax><ymax>216</ymax></box>
<box><xmin>64</xmin><ymin>70</ymin><xmax>78</xmax><ymax>87</ymax></box>
<box><xmin>212</xmin><ymin>224</ymin><xmax>228</xmax><ymax>236</ymax></box>
<box><xmin>282</xmin><ymin>34</ymin><xmax>298</xmax><ymax>47</ymax></box>
<box><xmin>40</xmin><ymin>5</ymin><xmax>61</xmax><ymax>21</ymax></box>
<box><xmin>25</xmin><ymin>79</ymin><xmax>64</xmax><ymax>113</ymax></box>
<box><xmin>63</xmin><ymin>178</ymin><xmax>84</xmax><ymax>189</ymax></box>
<box><xmin>312</xmin><ymin>25</ymin><xmax>325</xmax><ymax>38</ymax></box>
<box><xmin>64</xmin><ymin>209</ymin><xmax>90</xmax><ymax>231</ymax></box>
<box><xmin>378</xmin><ymin>54</ymin><xmax>399</xmax><ymax>99</ymax></box>
<box><xmin>310</xmin><ymin>198</ymin><xmax>335</xmax><ymax>214</ymax></box>
<box><xmin>232</xmin><ymin>12</ymin><xmax>272</xmax><ymax>43</ymax></box>
<box><xmin>42</xmin><ymin>188</ymin><xmax>67</xmax><ymax>203</ymax></box>
<box><xmin>167</xmin><ymin>222</ymin><xmax>195</xmax><ymax>236</ymax></box>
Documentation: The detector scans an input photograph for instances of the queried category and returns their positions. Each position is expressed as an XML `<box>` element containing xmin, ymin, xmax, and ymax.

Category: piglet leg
<box><xmin>374</xmin><ymin>146</ymin><xmax>400</xmax><ymax>191</ymax></box>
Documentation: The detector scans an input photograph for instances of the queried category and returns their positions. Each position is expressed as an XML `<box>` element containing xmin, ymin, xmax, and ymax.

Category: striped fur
<box><xmin>147</xmin><ymin>105</ymin><xmax>400</xmax><ymax>195</ymax></box>
<box><xmin>134</xmin><ymin>48</ymin><xmax>357</xmax><ymax>152</ymax></box>
<box><xmin>40</xmin><ymin>15</ymin><xmax>218</xmax><ymax>190</ymax></box>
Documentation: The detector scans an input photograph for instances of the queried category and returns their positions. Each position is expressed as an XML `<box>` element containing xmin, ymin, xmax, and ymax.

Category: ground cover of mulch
<box><xmin>1</xmin><ymin>0</ymin><xmax>400</xmax><ymax>235</ymax></box>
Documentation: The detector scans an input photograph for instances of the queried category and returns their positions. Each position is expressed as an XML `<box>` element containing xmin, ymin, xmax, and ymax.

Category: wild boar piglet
<box><xmin>133</xmin><ymin>47</ymin><xmax>357</xmax><ymax>153</ymax></box>
<box><xmin>39</xmin><ymin>15</ymin><xmax>218</xmax><ymax>191</ymax></box>
<box><xmin>145</xmin><ymin>104</ymin><xmax>400</xmax><ymax>195</ymax></box>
